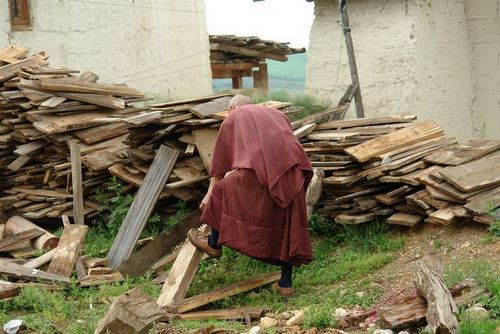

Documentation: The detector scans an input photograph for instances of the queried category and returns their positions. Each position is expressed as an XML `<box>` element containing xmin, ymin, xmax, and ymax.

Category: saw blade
<box><xmin>117</xmin><ymin>209</ymin><xmax>202</xmax><ymax>277</ymax></box>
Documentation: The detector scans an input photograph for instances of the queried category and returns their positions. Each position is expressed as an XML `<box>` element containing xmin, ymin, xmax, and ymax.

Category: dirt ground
<box><xmin>370</xmin><ymin>221</ymin><xmax>499</xmax><ymax>303</ymax></box>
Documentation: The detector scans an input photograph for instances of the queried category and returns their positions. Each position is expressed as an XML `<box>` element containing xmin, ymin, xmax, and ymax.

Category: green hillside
<box><xmin>213</xmin><ymin>53</ymin><xmax>307</xmax><ymax>95</ymax></box>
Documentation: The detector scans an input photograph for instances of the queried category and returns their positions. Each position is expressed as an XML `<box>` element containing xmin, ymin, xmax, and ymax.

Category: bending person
<box><xmin>188</xmin><ymin>95</ymin><xmax>313</xmax><ymax>297</ymax></box>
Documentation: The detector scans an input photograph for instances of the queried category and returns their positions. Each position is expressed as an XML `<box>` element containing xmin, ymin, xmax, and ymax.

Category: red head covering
<box><xmin>210</xmin><ymin>105</ymin><xmax>313</xmax><ymax>208</ymax></box>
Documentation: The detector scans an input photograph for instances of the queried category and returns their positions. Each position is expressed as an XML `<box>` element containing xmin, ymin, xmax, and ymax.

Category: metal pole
<box><xmin>339</xmin><ymin>0</ymin><xmax>365</xmax><ymax>118</ymax></box>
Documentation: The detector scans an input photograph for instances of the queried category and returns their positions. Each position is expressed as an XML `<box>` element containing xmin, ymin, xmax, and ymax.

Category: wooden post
<box><xmin>232</xmin><ymin>73</ymin><xmax>242</xmax><ymax>89</ymax></box>
<box><xmin>253</xmin><ymin>62</ymin><xmax>269</xmax><ymax>92</ymax></box>
<box><xmin>339</xmin><ymin>0</ymin><xmax>365</xmax><ymax>118</ymax></box>
<box><xmin>70</xmin><ymin>142</ymin><xmax>85</xmax><ymax>225</ymax></box>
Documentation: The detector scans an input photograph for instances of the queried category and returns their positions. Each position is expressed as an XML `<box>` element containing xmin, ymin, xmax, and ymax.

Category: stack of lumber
<box><xmin>210</xmin><ymin>35</ymin><xmax>305</xmax><ymax>63</ymax></box>
<box><xmin>107</xmin><ymin>96</ymin><xmax>297</xmax><ymax>208</ymax></box>
<box><xmin>302</xmin><ymin>115</ymin><xmax>500</xmax><ymax>227</ymax></box>
<box><xmin>0</xmin><ymin>45</ymin><xmax>149</xmax><ymax>220</ymax></box>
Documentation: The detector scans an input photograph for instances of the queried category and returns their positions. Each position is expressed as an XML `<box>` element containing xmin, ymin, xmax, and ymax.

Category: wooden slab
<box><xmin>0</xmin><ymin>229</ymin><xmax>44</xmax><ymax>252</ymax></box>
<box><xmin>192</xmin><ymin>128</ymin><xmax>219</xmax><ymax>170</ymax></box>
<box><xmin>157</xmin><ymin>226</ymin><xmax>209</xmax><ymax>307</ymax></box>
<box><xmin>387</xmin><ymin>213</ymin><xmax>423</xmax><ymax>227</ymax></box>
<box><xmin>316</xmin><ymin>115</ymin><xmax>417</xmax><ymax>130</ymax></box>
<box><xmin>177</xmin><ymin>307</ymin><xmax>268</xmax><ymax>321</ymax></box>
<box><xmin>107</xmin><ymin>145</ymin><xmax>179</xmax><ymax>268</ymax></box>
<box><xmin>345</xmin><ymin>120</ymin><xmax>444</xmax><ymax>162</ymax></box>
<box><xmin>165</xmin><ymin>271</ymin><xmax>280</xmax><ymax>313</ymax></box>
<box><xmin>0</xmin><ymin>280</ymin><xmax>21</xmax><ymax>300</ymax></box>
<box><xmin>439</xmin><ymin>153</ymin><xmax>500</xmax><ymax>192</ymax></box>
<box><xmin>424</xmin><ymin>139</ymin><xmax>500</xmax><ymax>166</ymax></box>
<box><xmin>48</xmin><ymin>224</ymin><xmax>88</xmax><ymax>277</ymax></box>
<box><xmin>70</xmin><ymin>143</ymin><xmax>85</xmax><ymax>225</ymax></box>
<box><xmin>464</xmin><ymin>187</ymin><xmax>500</xmax><ymax>214</ymax></box>
<box><xmin>190</xmin><ymin>96</ymin><xmax>233</xmax><ymax>118</ymax></box>
<box><xmin>40</xmin><ymin>78</ymin><xmax>143</xmax><ymax>97</ymax></box>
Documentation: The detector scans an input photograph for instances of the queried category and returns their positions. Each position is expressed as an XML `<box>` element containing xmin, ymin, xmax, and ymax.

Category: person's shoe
<box><xmin>187</xmin><ymin>228</ymin><xmax>222</xmax><ymax>258</ymax></box>
<box><xmin>272</xmin><ymin>282</ymin><xmax>295</xmax><ymax>297</ymax></box>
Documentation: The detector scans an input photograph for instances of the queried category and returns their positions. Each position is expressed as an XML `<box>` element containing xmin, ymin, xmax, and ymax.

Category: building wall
<box><xmin>465</xmin><ymin>0</ymin><xmax>500</xmax><ymax>139</ymax></box>
<box><xmin>307</xmin><ymin>0</ymin><xmax>499</xmax><ymax>140</ymax></box>
<box><xmin>0</xmin><ymin>0</ymin><xmax>213</xmax><ymax>101</ymax></box>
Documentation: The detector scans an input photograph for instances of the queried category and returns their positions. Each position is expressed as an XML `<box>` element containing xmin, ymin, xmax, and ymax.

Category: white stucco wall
<box><xmin>465</xmin><ymin>0</ymin><xmax>500</xmax><ymax>139</ymax></box>
<box><xmin>307</xmin><ymin>0</ymin><xmax>499</xmax><ymax>140</ymax></box>
<box><xmin>0</xmin><ymin>0</ymin><xmax>213</xmax><ymax>101</ymax></box>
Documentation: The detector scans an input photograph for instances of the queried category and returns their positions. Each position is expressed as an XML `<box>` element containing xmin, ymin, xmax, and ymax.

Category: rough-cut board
<box><xmin>48</xmin><ymin>224</ymin><xmax>88</xmax><ymax>277</ymax></box>
<box><xmin>414</xmin><ymin>256</ymin><xmax>459</xmax><ymax>334</ymax></box>
<box><xmin>70</xmin><ymin>143</ymin><xmax>85</xmax><ymax>225</ymax></box>
<box><xmin>316</xmin><ymin>115</ymin><xmax>417</xmax><ymax>130</ymax></box>
<box><xmin>189</xmin><ymin>96</ymin><xmax>233</xmax><ymax>118</ymax></box>
<box><xmin>78</xmin><ymin>273</ymin><xmax>124</xmax><ymax>287</ymax></box>
<box><xmin>176</xmin><ymin>307</ymin><xmax>269</xmax><ymax>321</ymax></box>
<box><xmin>464</xmin><ymin>187</ymin><xmax>500</xmax><ymax>214</ymax></box>
<box><xmin>40</xmin><ymin>78</ymin><xmax>143</xmax><ymax>97</ymax></box>
<box><xmin>24</xmin><ymin>248</ymin><xmax>57</xmax><ymax>269</ymax></box>
<box><xmin>386</xmin><ymin>212</ymin><xmax>423</xmax><ymax>227</ymax></box>
<box><xmin>31</xmin><ymin>111</ymin><xmax>119</xmax><ymax>135</ymax></box>
<box><xmin>56</xmin><ymin>92</ymin><xmax>125</xmax><ymax>109</ymax></box>
<box><xmin>94</xmin><ymin>288</ymin><xmax>168</xmax><ymax>334</ymax></box>
<box><xmin>0</xmin><ymin>55</ymin><xmax>48</xmax><ymax>82</ymax></box>
<box><xmin>335</xmin><ymin>213</ymin><xmax>376</xmax><ymax>225</ymax></box>
<box><xmin>424</xmin><ymin>139</ymin><xmax>500</xmax><ymax>166</ymax></box>
<box><xmin>0</xmin><ymin>280</ymin><xmax>21</xmax><ymax>300</ymax></box>
<box><xmin>0</xmin><ymin>229</ymin><xmax>44</xmax><ymax>252</ymax></box>
<box><xmin>166</xmin><ymin>272</ymin><xmax>280</xmax><ymax>314</ymax></box>
<box><xmin>107</xmin><ymin>145</ymin><xmax>179</xmax><ymax>268</ymax></box>
<box><xmin>192</xmin><ymin>128</ymin><xmax>219</xmax><ymax>169</ymax></box>
<box><xmin>157</xmin><ymin>225</ymin><xmax>209</xmax><ymax>307</ymax></box>
<box><xmin>5</xmin><ymin>216</ymin><xmax>59</xmax><ymax>250</ymax></box>
<box><xmin>293</xmin><ymin>123</ymin><xmax>317</xmax><ymax>139</ymax></box>
<box><xmin>439</xmin><ymin>153</ymin><xmax>500</xmax><ymax>192</ymax></box>
<box><xmin>345</xmin><ymin>120</ymin><xmax>444</xmax><ymax>163</ymax></box>
<box><xmin>73</xmin><ymin>123</ymin><xmax>128</xmax><ymax>145</ymax></box>
<box><xmin>0</xmin><ymin>260</ymin><xmax>71</xmax><ymax>284</ymax></box>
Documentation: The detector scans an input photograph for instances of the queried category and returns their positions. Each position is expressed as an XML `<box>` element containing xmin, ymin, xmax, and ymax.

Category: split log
<box><xmin>0</xmin><ymin>280</ymin><xmax>21</xmax><ymax>300</ymax></box>
<box><xmin>5</xmin><ymin>216</ymin><xmax>59</xmax><ymax>250</ymax></box>
<box><xmin>414</xmin><ymin>256</ymin><xmax>459</xmax><ymax>333</ymax></box>
<box><xmin>378</xmin><ymin>279</ymin><xmax>486</xmax><ymax>330</ymax></box>
<box><xmin>0</xmin><ymin>229</ymin><xmax>44</xmax><ymax>252</ymax></box>
<box><xmin>94</xmin><ymin>288</ymin><xmax>169</xmax><ymax>334</ymax></box>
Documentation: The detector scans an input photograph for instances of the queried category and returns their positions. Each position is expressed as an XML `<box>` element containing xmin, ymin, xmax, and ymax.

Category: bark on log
<box><xmin>414</xmin><ymin>255</ymin><xmax>459</xmax><ymax>334</ymax></box>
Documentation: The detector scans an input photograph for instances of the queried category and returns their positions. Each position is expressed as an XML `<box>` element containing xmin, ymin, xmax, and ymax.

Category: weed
<box><xmin>304</xmin><ymin>306</ymin><xmax>334</xmax><ymax>329</ymax></box>
<box><xmin>488</xmin><ymin>221</ymin><xmax>500</xmax><ymax>237</ymax></box>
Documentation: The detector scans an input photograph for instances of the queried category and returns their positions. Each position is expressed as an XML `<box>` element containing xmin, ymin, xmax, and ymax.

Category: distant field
<box><xmin>212</xmin><ymin>53</ymin><xmax>307</xmax><ymax>95</ymax></box>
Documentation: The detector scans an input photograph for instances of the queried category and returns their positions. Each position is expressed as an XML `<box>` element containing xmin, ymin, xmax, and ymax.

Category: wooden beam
<box><xmin>70</xmin><ymin>143</ymin><xmax>85</xmax><ymax>225</ymax></box>
<box><xmin>210</xmin><ymin>43</ymin><xmax>288</xmax><ymax>62</ymax></box>
<box><xmin>107</xmin><ymin>145</ymin><xmax>179</xmax><ymax>268</ymax></box>
<box><xmin>211</xmin><ymin>62</ymin><xmax>257</xmax><ymax>71</ymax></box>
<box><xmin>339</xmin><ymin>1</ymin><xmax>364</xmax><ymax>118</ymax></box>
<box><xmin>157</xmin><ymin>225</ymin><xmax>209</xmax><ymax>307</ymax></box>
<box><xmin>24</xmin><ymin>248</ymin><xmax>57</xmax><ymax>269</ymax></box>
<box><xmin>166</xmin><ymin>272</ymin><xmax>280</xmax><ymax>313</ymax></box>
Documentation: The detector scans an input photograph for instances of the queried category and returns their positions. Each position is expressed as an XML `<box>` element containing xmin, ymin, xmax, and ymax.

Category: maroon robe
<box><xmin>200</xmin><ymin>105</ymin><xmax>313</xmax><ymax>266</ymax></box>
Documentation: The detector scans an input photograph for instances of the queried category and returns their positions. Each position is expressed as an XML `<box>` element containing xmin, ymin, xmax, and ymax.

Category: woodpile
<box><xmin>301</xmin><ymin>116</ymin><xmax>500</xmax><ymax>227</ymax></box>
<box><xmin>0</xmin><ymin>45</ymin><xmax>149</xmax><ymax>220</ymax></box>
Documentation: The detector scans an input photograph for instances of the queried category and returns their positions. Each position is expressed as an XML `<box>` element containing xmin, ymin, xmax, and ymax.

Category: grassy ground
<box><xmin>0</xmin><ymin>204</ymin><xmax>498</xmax><ymax>333</ymax></box>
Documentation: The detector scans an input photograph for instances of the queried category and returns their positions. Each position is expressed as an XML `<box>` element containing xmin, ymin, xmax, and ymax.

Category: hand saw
<box><xmin>117</xmin><ymin>209</ymin><xmax>202</xmax><ymax>277</ymax></box>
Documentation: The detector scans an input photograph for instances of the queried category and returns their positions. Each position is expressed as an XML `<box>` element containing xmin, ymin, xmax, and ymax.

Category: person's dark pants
<box><xmin>208</xmin><ymin>228</ymin><xmax>293</xmax><ymax>288</ymax></box>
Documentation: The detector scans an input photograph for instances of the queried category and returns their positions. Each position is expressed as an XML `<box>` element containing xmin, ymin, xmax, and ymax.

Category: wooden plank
<box><xmin>24</xmin><ymin>248</ymin><xmax>57</xmax><ymax>269</ymax></box>
<box><xmin>210</xmin><ymin>43</ymin><xmax>288</xmax><ymax>61</ymax></box>
<box><xmin>0</xmin><ymin>229</ymin><xmax>44</xmax><ymax>252</ymax></box>
<box><xmin>157</xmin><ymin>226</ymin><xmax>209</xmax><ymax>307</ymax></box>
<box><xmin>414</xmin><ymin>256</ymin><xmax>459</xmax><ymax>334</ymax></box>
<box><xmin>177</xmin><ymin>307</ymin><xmax>268</xmax><ymax>321</ymax></box>
<box><xmin>165</xmin><ymin>271</ymin><xmax>280</xmax><ymax>313</ymax></box>
<box><xmin>0</xmin><ymin>280</ymin><xmax>21</xmax><ymax>300</ymax></box>
<box><xmin>55</xmin><ymin>92</ymin><xmax>125</xmax><ymax>109</ymax></box>
<box><xmin>424</xmin><ymin>139</ymin><xmax>500</xmax><ymax>166</ymax></box>
<box><xmin>293</xmin><ymin>123</ymin><xmax>317</xmax><ymax>139</ymax></box>
<box><xmin>70</xmin><ymin>143</ymin><xmax>85</xmax><ymax>225</ymax></box>
<box><xmin>387</xmin><ymin>212</ymin><xmax>423</xmax><ymax>227</ymax></box>
<box><xmin>345</xmin><ymin>121</ymin><xmax>444</xmax><ymax>163</ymax></box>
<box><xmin>40</xmin><ymin>78</ymin><xmax>143</xmax><ymax>97</ymax></box>
<box><xmin>5</xmin><ymin>216</ymin><xmax>59</xmax><ymax>251</ymax></box>
<box><xmin>78</xmin><ymin>272</ymin><xmax>124</xmax><ymax>287</ymax></box>
<box><xmin>95</xmin><ymin>288</ymin><xmax>168</xmax><ymax>334</ymax></box>
<box><xmin>439</xmin><ymin>153</ymin><xmax>500</xmax><ymax>192</ymax></box>
<box><xmin>306</xmin><ymin>131</ymin><xmax>360</xmax><ymax>141</ymax></box>
<box><xmin>47</xmin><ymin>224</ymin><xmax>88</xmax><ymax>277</ymax></box>
<box><xmin>192</xmin><ymin>128</ymin><xmax>219</xmax><ymax>170</ymax></box>
<box><xmin>107</xmin><ymin>145</ymin><xmax>179</xmax><ymax>268</ymax></box>
<box><xmin>316</xmin><ymin>115</ymin><xmax>417</xmax><ymax>130</ymax></box>
<box><xmin>0</xmin><ymin>55</ymin><xmax>48</xmax><ymax>82</ymax></box>
<box><xmin>7</xmin><ymin>155</ymin><xmax>31</xmax><ymax>171</ymax></box>
<box><xmin>335</xmin><ymin>213</ymin><xmax>375</xmax><ymax>225</ymax></box>
<box><xmin>0</xmin><ymin>260</ymin><xmax>71</xmax><ymax>284</ymax></box>
<box><xmin>189</xmin><ymin>96</ymin><xmax>233</xmax><ymax>118</ymax></box>
<box><xmin>73</xmin><ymin>123</ymin><xmax>128</xmax><ymax>144</ymax></box>
<box><xmin>165</xmin><ymin>175</ymin><xmax>210</xmax><ymax>189</ymax></box>
<box><xmin>464</xmin><ymin>187</ymin><xmax>500</xmax><ymax>214</ymax></box>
